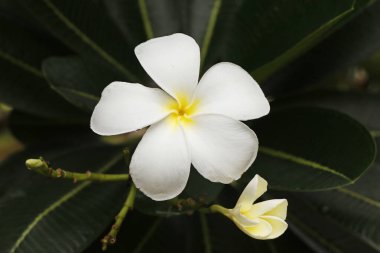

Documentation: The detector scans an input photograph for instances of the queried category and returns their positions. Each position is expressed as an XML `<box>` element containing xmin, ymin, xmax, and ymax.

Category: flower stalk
<box><xmin>101</xmin><ymin>184</ymin><xmax>137</xmax><ymax>251</ymax></box>
<box><xmin>25</xmin><ymin>158</ymin><xmax>129</xmax><ymax>182</ymax></box>
<box><xmin>209</xmin><ymin>204</ymin><xmax>229</xmax><ymax>216</ymax></box>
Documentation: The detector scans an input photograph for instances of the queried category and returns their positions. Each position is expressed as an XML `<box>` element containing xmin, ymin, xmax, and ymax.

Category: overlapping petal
<box><xmin>130</xmin><ymin>116</ymin><xmax>191</xmax><ymax>201</ymax></box>
<box><xmin>192</xmin><ymin>62</ymin><xmax>270</xmax><ymax>121</ymax></box>
<box><xmin>260</xmin><ymin>216</ymin><xmax>288</xmax><ymax>239</ymax></box>
<box><xmin>249</xmin><ymin>199</ymin><xmax>288</xmax><ymax>219</ymax></box>
<box><xmin>231</xmin><ymin>209</ymin><xmax>260</xmax><ymax>227</ymax></box>
<box><xmin>90</xmin><ymin>82</ymin><xmax>174</xmax><ymax>135</ymax></box>
<box><xmin>183</xmin><ymin>114</ymin><xmax>258</xmax><ymax>184</ymax></box>
<box><xmin>135</xmin><ymin>33</ymin><xmax>200</xmax><ymax>100</ymax></box>
<box><xmin>243</xmin><ymin>218</ymin><xmax>273</xmax><ymax>239</ymax></box>
<box><xmin>236</xmin><ymin>175</ymin><xmax>268</xmax><ymax>212</ymax></box>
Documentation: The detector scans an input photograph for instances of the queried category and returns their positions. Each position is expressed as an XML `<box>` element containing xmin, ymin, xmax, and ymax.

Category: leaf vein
<box><xmin>336</xmin><ymin>188</ymin><xmax>380</xmax><ymax>209</ymax></box>
<box><xmin>54</xmin><ymin>87</ymin><xmax>100</xmax><ymax>102</ymax></box>
<box><xmin>0</xmin><ymin>50</ymin><xmax>44</xmax><ymax>78</ymax></box>
<box><xmin>41</xmin><ymin>0</ymin><xmax>137</xmax><ymax>81</ymax></box>
<box><xmin>200</xmin><ymin>0</ymin><xmax>222</xmax><ymax>69</ymax></box>
<box><xmin>259</xmin><ymin>146</ymin><xmax>352</xmax><ymax>182</ymax></box>
<box><xmin>251</xmin><ymin>0</ymin><xmax>356</xmax><ymax>81</ymax></box>
<box><xmin>138</xmin><ymin>0</ymin><xmax>154</xmax><ymax>39</ymax></box>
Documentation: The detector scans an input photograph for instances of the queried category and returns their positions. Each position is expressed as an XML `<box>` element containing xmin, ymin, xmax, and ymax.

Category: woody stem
<box><xmin>25</xmin><ymin>157</ymin><xmax>129</xmax><ymax>182</ymax></box>
<box><xmin>101</xmin><ymin>184</ymin><xmax>137</xmax><ymax>251</ymax></box>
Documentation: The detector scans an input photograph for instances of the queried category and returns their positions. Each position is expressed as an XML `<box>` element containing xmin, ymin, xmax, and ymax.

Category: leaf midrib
<box><xmin>200</xmin><ymin>0</ymin><xmax>222</xmax><ymax>69</ymax></box>
<box><xmin>138</xmin><ymin>0</ymin><xmax>154</xmax><ymax>39</ymax></box>
<box><xmin>0</xmin><ymin>49</ymin><xmax>44</xmax><ymax>78</ymax></box>
<box><xmin>336</xmin><ymin>187</ymin><xmax>380</xmax><ymax>209</ymax></box>
<box><xmin>259</xmin><ymin>146</ymin><xmax>352</xmax><ymax>182</ymax></box>
<box><xmin>251</xmin><ymin>0</ymin><xmax>356</xmax><ymax>81</ymax></box>
<box><xmin>40</xmin><ymin>0</ymin><xmax>138</xmax><ymax>81</ymax></box>
<box><xmin>53</xmin><ymin>86</ymin><xmax>100</xmax><ymax>102</ymax></box>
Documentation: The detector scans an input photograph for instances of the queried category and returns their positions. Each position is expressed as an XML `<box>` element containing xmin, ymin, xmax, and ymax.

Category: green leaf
<box><xmin>205</xmin><ymin>0</ymin><xmax>370</xmax><ymax>77</ymax></box>
<box><xmin>296</xmin><ymin>162</ymin><xmax>380</xmax><ymax>252</ymax></box>
<box><xmin>264</xmin><ymin>2</ymin><xmax>380</xmax><ymax>96</ymax></box>
<box><xmin>104</xmin><ymin>0</ymin><xmax>147</xmax><ymax>46</ymax></box>
<box><xmin>274</xmin><ymin>91</ymin><xmax>380</xmax><ymax>251</ymax></box>
<box><xmin>43</xmin><ymin>56</ymin><xmax>125</xmax><ymax>111</ymax></box>
<box><xmin>0</xmin><ymin>0</ymin><xmax>47</xmax><ymax>34</ymax></box>
<box><xmin>0</xmin><ymin>143</ymin><xmax>127</xmax><ymax>253</ymax></box>
<box><xmin>284</xmin><ymin>192</ymin><xmax>380</xmax><ymax>253</ymax></box>
<box><xmin>207</xmin><ymin>212</ymin><xmax>314</xmax><ymax>253</ymax></box>
<box><xmin>0</xmin><ymin>16</ymin><xmax>83</xmax><ymax>118</ymax></box>
<box><xmin>85</xmin><ymin>213</ymin><xmax>204</xmax><ymax>253</ymax></box>
<box><xmin>104</xmin><ymin>0</ymin><xmax>214</xmax><ymax>45</ymax></box>
<box><xmin>105</xmin><ymin>0</ymin><xmax>178</xmax><ymax>43</ymax></box>
<box><xmin>9</xmin><ymin>110</ymin><xmax>92</xmax><ymax>145</ymax></box>
<box><xmin>104</xmin><ymin>0</ymin><xmax>365</xmax><ymax>78</ymax></box>
<box><xmin>242</xmin><ymin>106</ymin><xmax>376</xmax><ymax>191</ymax></box>
<box><xmin>273</xmin><ymin>90</ymin><xmax>380</xmax><ymax>131</ymax></box>
<box><xmin>251</xmin><ymin>3</ymin><xmax>355</xmax><ymax>82</ymax></box>
<box><xmin>84</xmin><ymin>210</ymin><xmax>313</xmax><ymax>253</ymax></box>
<box><xmin>18</xmin><ymin>0</ymin><xmax>142</xmax><ymax>81</ymax></box>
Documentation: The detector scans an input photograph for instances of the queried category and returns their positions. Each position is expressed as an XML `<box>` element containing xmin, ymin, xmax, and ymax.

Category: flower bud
<box><xmin>211</xmin><ymin>175</ymin><xmax>288</xmax><ymax>239</ymax></box>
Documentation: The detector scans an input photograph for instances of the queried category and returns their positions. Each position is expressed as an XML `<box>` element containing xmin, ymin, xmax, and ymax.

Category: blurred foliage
<box><xmin>0</xmin><ymin>0</ymin><xmax>380</xmax><ymax>252</ymax></box>
<box><xmin>0</xmin><ymin>104</ymin><xmax>23</xmax><ymax>161</ymax></box>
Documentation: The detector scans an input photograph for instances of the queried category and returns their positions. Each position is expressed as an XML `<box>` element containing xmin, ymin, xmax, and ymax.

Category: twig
<box><xmin>101</xmin><ymin>184</ymin><xmax>137</xmax><ymax>251</ymax></box>
<box><xmin>25</xmin><ymin>158</ymin><xmax>129</xmax><ymax>182</ymax></box>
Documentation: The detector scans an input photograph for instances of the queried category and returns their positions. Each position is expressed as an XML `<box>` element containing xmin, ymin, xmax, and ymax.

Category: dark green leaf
<box><xmin>104</xmin><ymin>0</ymin><xmax>147</xmax><ymax>47</ymax></box>
<box><xmin>0</xmin><ymin>0</ymin><xmax>47</xmax><ymax>34</ymax></box>
<box><xmin>84</xmin><ymin>210</ymin><xmax>313</xmax><ymax>253</ymax></box>
<box><xmin>0</xmin><ymin>143</ymin><xmax>127</xmax><ymax>253</ymax></box>
<box><xmin>85</xmin><ymin>213</ymin><xmax>204</xmax><ymax>253</ymax></box>
<box><xmin>284</xmin><ymin>193</ymin><xmax>379</xmax><ymax>253</ymax></box>
<box><xmin>264</xmin><ymin>2</ymin><xmax>380</xmax><ymax>96</ymax></box>
<box><xmin>275</xmin><ymin>91</ymin><xmax>380</xmax><ymax>251</ymax></box>
<box><xmin>242</xmin><ymin>106</ymin><xmax>376</xmax><ymax>191</ymax></box>
<box><xmin>43</xmin><ymin>56</ymin><xmax>125</xmax><ymax>112</ymax></box>
<box><xmin>296</xmin><ymin>162</ymin><xmax>380</xmax><ymax>252</ymax></box>
<box><xmin>273</xmin><ymin>90</ymin><xmax>380</xmax><ymax>131</ymax></box>
<box><xmin>9</xmin><ymin>110</ymin><xmax>92</xmax><ymax>145</ymax></box>
<box><xmin>205</xmin><ymin>0</ymin><xmax>371</xmax><ymax>78</ymax></box>
<box><xmin>0</xmin><ymin>16</ymin><xmax>83</xmax><ymax>118</ymax></box>
<box><xmin>104</xmin><ymin>0</ymin><xmax>214</xmax><ymax>45</ymax></box>
<box><xmin>19</xmin><ymin>0</ymin><xmax>143</xmax><ymax>81</ymax></box>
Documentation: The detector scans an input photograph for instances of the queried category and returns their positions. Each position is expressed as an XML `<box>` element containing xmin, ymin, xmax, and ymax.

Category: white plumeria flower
<box><xmin>91</xmin><ymin>33</ymin><xmax>270</xmax><ymax>201</ymax></box>
<box><xmin>211</xmin><ymin>175</ymin><xmax>288</xmax><ymax>239</ymax></box>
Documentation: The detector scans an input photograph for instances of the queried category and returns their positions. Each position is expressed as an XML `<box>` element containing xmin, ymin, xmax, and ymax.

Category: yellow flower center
<box><xmin>167</xmin><ymin>93</ymin><xmax>199</xmax><ymax>127</ymax></box>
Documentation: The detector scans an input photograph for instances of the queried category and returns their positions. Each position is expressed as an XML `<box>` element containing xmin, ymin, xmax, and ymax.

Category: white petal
<box><xmin>242</xmin><ymin>218</ymin><xmax>273</xmax><ymax>239</ymax></box>
<box><xmin>91</xmin><ymin>82</ymin><xmax>174</xmax><ymax>136</ymax></box>
<box><xmin>192</xmin><ymin>62</ymin><xmax>270</xmax><ymax>120</ymax></box>
<box><xmin>130</xmin><ymin>116</ymin><xmax>191</xmax><ymax>201</ymax></box>
<box><xmin>135</xmin><ymin>33</ymin><xmax>200</xmax><ymax>100</ymax></box>
<box><xmin>236</xmin><ymin>175</ymin><xmax>268</xmax><ymax>212</ymax></box>
<box><xmin>261</xmin><ymin>215</ymin><xmax>288</xmax><ymax>239</ymax></box>
<box><xmin>250</xmin><ymin>199</ymin><xmax>288</xmax><ymax>220</ymax></box>
<box><xmin>183</xmin><ymin>114</ymin><xmax>258</xmax><ymax>184</ymax></box>
<box><xmin>230</xmin><ymin>208</ymin><xmax>259</xmax><ymax>227</ymax></box>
